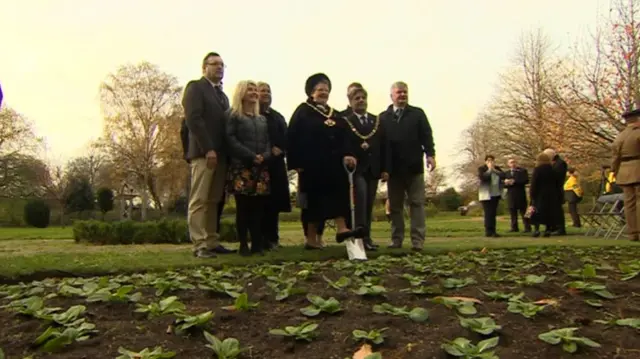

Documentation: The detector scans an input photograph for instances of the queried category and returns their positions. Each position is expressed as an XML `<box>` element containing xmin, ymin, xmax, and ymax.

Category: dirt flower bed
<box><xmin>1</xmin><ymin>246</ymin><xmax>640</xmax><ymax>359</ymax></box>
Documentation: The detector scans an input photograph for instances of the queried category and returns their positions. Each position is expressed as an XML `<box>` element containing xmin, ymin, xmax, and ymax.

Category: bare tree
<box><xmin>98</xmin><ymin>61</ymin><xmax>183</xmax><ymax>219</ymax></box>
<box><xmin>0</xmin><ymin>107</ymin><xmax>44</xmax><ymax>197</ymax></box>
<box><xmin>548</xmin><ymin>0</ymin><xmax>640</xmax><ymax>161</ymax></box>
<box><xmin>490</xmin><ymin>29</ymin><xmax>567</xmax><ymax>165</ymax></box>
<box><xmin>425</xmin><ymin>167</ymin><xmax>447</xmax><ymax>195</ymax></box>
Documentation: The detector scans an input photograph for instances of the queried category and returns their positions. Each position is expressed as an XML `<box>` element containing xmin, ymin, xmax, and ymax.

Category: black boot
<box><xmin>239</xmin><ymin>239</ymin><xmax>250</xmax><ymax>256</ymax></box>
<box><xmin>336</xmin><ymin>227</ymin><xmax>366</xmax><ymax>243</ymax></box>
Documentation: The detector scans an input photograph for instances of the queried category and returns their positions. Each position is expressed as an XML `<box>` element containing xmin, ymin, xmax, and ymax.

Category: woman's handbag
<box><xmin>524</xmin><ymin>205</ymin><xmax>536</xmax><ymax>219</ymax></box>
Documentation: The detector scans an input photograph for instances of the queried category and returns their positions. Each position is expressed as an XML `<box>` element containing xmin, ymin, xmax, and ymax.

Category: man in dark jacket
<box><xmin>380</xmin><ymin>81</ymin><xmax>436</xmax><ymax>251</ymax></box>
<box><xmin>544</xmin><ymin>148</ymin><xmax>568</xmax><ymax>235</ymax></box>
<box><xmin>504</xmin><ymin>158</ymin><xmax>531</xmax><ymax>232</ymax></box>
<box><xmin>182</xmin><ymin>51</ymin><xmax>235</xmax><ymax>257</ymax></box>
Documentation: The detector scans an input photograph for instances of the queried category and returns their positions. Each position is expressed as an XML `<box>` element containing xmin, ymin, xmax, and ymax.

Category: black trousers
<box><xmin>552</xmin><ymin>202</ymin><xmax>566</xmax><ymax>232</ymax></box>
<box><xmin>216</xmin><ymin>192</ymin><xmax>225</xmax><ymax>233</ymax></box>
<box><xmin>509</xmin><ymin>206</ymin><xmax>531</xmax><ymax>231</ymax></box>
<box><xmin>568</xmin><ymin>202</ymin><xmax>581</xmax><ymax>227</ymax></box>
<box><xmin>262</xmin><ymin>206</ymin><xmax>280</xmax><ymax>245</ymax></box>
<box><xmin>354</xmin><ymin>173</ymin><xmax>379</xmax><ymax>240</ymax></box>
<box><xmin>235</xmin><ymin>194</ymin><xmax>267</xmax><ymax>252</ymax></box>
<box><xmin>481</xmin><ymin>196</ymin><xmax>501</xmax><ymax>235</ymax></box>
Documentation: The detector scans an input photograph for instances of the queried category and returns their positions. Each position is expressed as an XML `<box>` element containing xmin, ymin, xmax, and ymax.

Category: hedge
<box><xmin>72</xmin><ymin>204</ymin><xmax>440</xmax><ymax>245</ymax></box>
<box><xmin>73</xmin><ymin>218</ymin><xmax>238</xmax><ymax>245</ymax></box>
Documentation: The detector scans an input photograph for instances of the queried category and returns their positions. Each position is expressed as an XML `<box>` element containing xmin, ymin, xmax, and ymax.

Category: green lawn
<box><xmin>0</xmin><ymin>215</ymin><xmax>635</xmax><ymax>281</ymax></box>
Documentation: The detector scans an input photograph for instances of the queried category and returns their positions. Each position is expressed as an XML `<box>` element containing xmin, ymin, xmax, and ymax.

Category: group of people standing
<box><xmin>181</xmin><ymin>51</ymin><xmax>436</xmax><ymax>258</ymax></box>
<box><xmin>477</xmin><ymin>149</ymin><xmax>583</xmax><ymax>238</ymax></box>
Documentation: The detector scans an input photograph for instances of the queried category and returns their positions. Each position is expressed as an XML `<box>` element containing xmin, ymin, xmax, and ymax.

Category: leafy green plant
<box><xmin>479</xmin><ymin>290</ymin><xmax>523</xmax><ymax>301</ymax></box>
<box><xmin>269</xmin><ymin>322</ymin><xmax>319</xmax><ymax>342</ymax></box>
<box><xmin>432</xmin><ymin>296</ymin><xmax>478</xmax><ymax>315</ymax></box>
<box><xmin>198</xmin><ymin>280</ymin><xmax>243</xmax><ymax>298</ymax></box>
<box><xmin>352</xmin><ymin>328</ymin><xmax>387</xmax><ymax>345</ymax></box>
<box><xmin>514</xmin><ymin>274</ymin><xmax>546</xmax><ymax>286</ymax></box>
<box><xmin>538</xmin><ymin>327</ymin><xmax>601</xmax><ymax>353</ymax></box>
<box><xmin>173</xmin><ymin>311</ymin><xmax>214</xmax><ymax>336</ymax></box>
<box><xmin>442</xmin><ymin>277</ymin><xmax>477</xmax><ymax>289</ymax></box>
<box><xmin>506</xmin><ymin>298</ymin><xmax>549</xmax><ymax>319</ymax></box>
<box><xmin>204</xmin><ymin>331</ymin><xmax>248</xmax><ymax>359</ymax></box>
<box><xmin>116</xmin><ymin>346</ymin><xmax>176</xmax><ymax>359</ymax></box>
<box><xmin>441</xmin><ymin>336</ymin><xmax>499</xmax><ymax>358</ymax></box>
<box><xmin>86</xmin><ymin>285</ymin><xmax>142</xmax><ymax>303</ymax></box>
<box><xmin>595</xmin><ymin>316</ymin><xmax>640</xmax><ymax>329</ymax></box>
<box><xmin>323</xmin><ymin>275</ymin><xmax>351</xmax><ymax>290</ymax></box>
<box><xmin>33</xmin><ymin>322</ymin><xmax>98</xmax><ymax>352</ymax></box>
<box><xmin>151</xmin><ymin>277</ymin><xmax>195</xmax><ymax>296</ymax></box>
<box><xmin>222</xmin><ymin>293</ymin><xmax>259</xmax><ymax>312</ymax></box>
<box><xmin>564</xmin><ymin>281</ymin><xmax>615</xmax><ymax>299</ymax></box>
<box><xmin>372</xmin><ymin>303</ymin><xmax>429</xmax><ymax>323</ymax></box>
<box><xmin>135</xmin><ymin>296</ymin><xmax>186</xmax><ymax>318</ymax></box>
<box><xmin>300</xmin><ymin>294</ymin><xmax>342</xmax><ymax>317</ymax></box>
<box><xmin>354</xmin><ymin>281</ymin><xmax>387</xmax><ymax>296</ymax></box>
<box><xmin>459</xmin><ymin>317</ymin><xmax>502</xmax><ymax>335</ymax></box>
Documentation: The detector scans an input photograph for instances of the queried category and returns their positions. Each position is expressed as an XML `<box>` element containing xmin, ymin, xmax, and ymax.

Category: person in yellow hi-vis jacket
<box><xmin>564</xmin><ymin>168</ymin><xmax>584</xmax><ymax>227</ymax></box>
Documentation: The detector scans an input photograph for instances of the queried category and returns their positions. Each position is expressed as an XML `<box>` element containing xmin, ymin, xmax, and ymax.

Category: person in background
<box><xmin>477</xmin><ymin>155</ymin><xmax>505</xmax><ymax>237</ymax></box>
<box><xmin>504</xmin><ymin>157</ymin><xmax>531</xmax><ymax>233</ymax></box>
<box><xmin>611</xmin><ymin>108</ymin><xmax>640</xmax><ymax>241</ymax></box>
<box><xmin>225</xmin><ymin>80</ymin><xmax>272</xmax><ymax>255</ymax></box>
<box><xmin>380</xmin><ymin>81</ymin><xmax>435</xmax><ymax>251</ymax></box>
<box><xmin>529</xmin><ymin>152</ymin><xmax>559</xmax><ymax>237</ymax></box>
<box><xmin>257</xmin><ymin>82</ymin><xmax>291</xmax><ymax>250</ymax></box>
<box><xmin>286</xmin><ymin>73</ymin><xmax>363</xmax><ymax>249</ymax></box>
<box><xmin>564</xmin><ymin>168</ymin><xmax>583</xmax><ymax>228</ymax></box>
<box><xmin>182</xmin><ymin>51</ymin><xmax>235</xmax><ymax>258</ymax></box>
<box><xmin>543</xmin><ymin>148</ymin><xmax>568</xmax><ymax>235</ymax></box>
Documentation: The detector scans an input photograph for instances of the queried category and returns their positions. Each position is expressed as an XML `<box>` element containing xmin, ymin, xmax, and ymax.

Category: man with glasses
<box><xmin>182</xmin><ymin>52</ymin><xmax>235</xmax><ymax>258</ymax></box>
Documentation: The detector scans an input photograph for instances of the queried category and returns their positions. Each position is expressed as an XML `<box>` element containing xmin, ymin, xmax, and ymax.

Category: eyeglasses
<box><xmin>205</xmin><ymin>62</ymin><xmax>226</xmax><ymax>68</ymax></box>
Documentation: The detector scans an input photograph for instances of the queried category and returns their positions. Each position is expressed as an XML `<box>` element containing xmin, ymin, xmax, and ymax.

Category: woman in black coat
<box><xmin>529</xmin><ymin>152</ymin><xmax>560</xmax><ymax>237</ymax></box>
<box><xmin>257</xmin><ymin>82</ymin><xmax>292</xmax><ymax>250</ymax></box>
<box><xmin>287</xmin><ymin>73</ymin><xmax>363</xmax><ymax>249</ymax></box>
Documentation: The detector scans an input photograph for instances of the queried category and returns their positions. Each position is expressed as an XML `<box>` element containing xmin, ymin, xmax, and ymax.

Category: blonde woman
<box><xmin>225</xmin><ymin>80</ymin><xmax>272</xmax><ymax>256</ymax></box>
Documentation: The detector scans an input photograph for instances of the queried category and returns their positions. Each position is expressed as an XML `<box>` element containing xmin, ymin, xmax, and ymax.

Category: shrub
<box><xmin>24</xmin><ymin>199</ymin><xmax>51</xmax><ymax>228</ymax></box>
<box><xmin>96</xmin><ymin>187</ymin><xmax>115</xmax><ymax>218</ymax></box>
<box><xmin>73</xmin><ymin>218</ymin><xmax>237</xmax><ymax>245</ymax></box>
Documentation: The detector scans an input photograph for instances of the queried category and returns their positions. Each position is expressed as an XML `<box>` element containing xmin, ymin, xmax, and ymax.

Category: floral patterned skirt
<box><xmin>226</xmin><ymin>163</ymin><xmax>270</xmax><ymax>196</ymax></box>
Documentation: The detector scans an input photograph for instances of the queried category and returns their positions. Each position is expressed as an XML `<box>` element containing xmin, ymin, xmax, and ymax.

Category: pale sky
<box><xmin>0</xmin><ymin>0</ymin><xmax>608</xmax><ymax>176</ymax></box>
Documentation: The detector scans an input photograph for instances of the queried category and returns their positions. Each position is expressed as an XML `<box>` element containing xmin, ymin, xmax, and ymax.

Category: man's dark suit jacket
<box><xmin>344</xmin><ymin>111</ymin><xmax>390</xmax><ymax>179</ymax></box>
<box><xmin>504</xmin><ymin>167</ymin><xmax>529</xmax><ymax>209</ymax></box>
<box><xmin>181</xmin><ymin>77</ymin><xmax>230</xmax><ymax>161</ymax></box>
<box><xmin>379</xmin><ymin>104</ymin><xmax>435</xmax><ymax>177</ymax></box>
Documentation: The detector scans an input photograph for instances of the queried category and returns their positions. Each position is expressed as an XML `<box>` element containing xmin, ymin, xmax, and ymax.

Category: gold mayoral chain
<box><xmin>344</xmin><ymin>114</ymin><xmax>380</xmax><ymax>150</ymax></box>
<box><xmin>304</xmin><ymin>102</ymin><xmax>336</xmax><ymax>127</ymax></box>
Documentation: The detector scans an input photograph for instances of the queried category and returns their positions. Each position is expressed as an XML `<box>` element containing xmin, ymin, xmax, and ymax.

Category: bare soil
<box><xmin>1</xmin><ymin>247</ymin><xmax>640</xmax><ymax>359</ymax></box>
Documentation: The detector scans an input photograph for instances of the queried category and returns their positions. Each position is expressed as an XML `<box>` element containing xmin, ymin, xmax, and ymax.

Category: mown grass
<box><xmin>0</xmin><ymin>214</ymin><xmax>635</xmax><ymax>281</ymax></box>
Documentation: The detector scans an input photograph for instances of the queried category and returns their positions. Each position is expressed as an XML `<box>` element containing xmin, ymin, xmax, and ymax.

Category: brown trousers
<box><xmin>188</xmin><ymin>157</ymin><xmax>228</xmax><ymax>250</ymax></box>
<box><xmin>622</xmin><ymin>183</ymin><xmax>640</xmax><ymax>240</ymax></box>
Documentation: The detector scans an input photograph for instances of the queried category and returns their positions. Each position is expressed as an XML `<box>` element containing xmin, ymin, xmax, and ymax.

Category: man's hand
<box><xmin>206</xmin><ymin>150</ymin><xmax>217</xmax><ymax>169</ymax></box>
<box><xmin>426</xmin><ymin>156</ymin><xmax>436</xmax><ymax>172</ymax></box>
<box><xmin>272</xmin><ymin>146</ymin><xmax>283</xmax><ymax>156</ymax></box>
<box><xmin>254</xmin><ymin>154</ymin><xmax>264</xmax><ymax>164</ymax></box>
<box><xmin>381</xmin><ymin>172</ymin><xmax>389</xmax><ymax>182</ymax></box>
<box><xmin>343</xmin><ymin>156</ymin><xmax>357</xmax><ymax>168</ymax></box>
